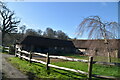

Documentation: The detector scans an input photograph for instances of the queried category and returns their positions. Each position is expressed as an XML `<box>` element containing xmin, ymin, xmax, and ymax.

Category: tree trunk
<box><xmin>2</xmin><ymin>31</ymin><xmax>5</xmax><ymax>46</ymax></box>
<box><xmin>2</xmin><ymin>32</ymin><xmax>5</xmax><ymax>52</ymax></box>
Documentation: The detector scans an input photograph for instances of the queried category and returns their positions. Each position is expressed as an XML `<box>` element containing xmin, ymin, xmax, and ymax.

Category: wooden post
<box><xmin>8</xmin><ymin>47</ymin><xmax>10</xmax><ymax>54</ymax></box>
<box><xmin>46</xmin><ymin>53</ymin><xmax>50</xmax><ymax>70</ymax></box>
<box><xmin>88</xmin><ymin>56</ymin><xmax>93</xmax><ymax>80</ymax></box>
<box><xmin>115</xmin><ymin>50</ymin><xmax>118</xmax><ymax>58</ymax></box>
<box><xmin>29</xmin><ymin>52</ymin><xmax>32</xmax><ymax>63</ymax></box>
<box><xmin>29</xmin><ymin>45</ymin><xmax>34</xmax><ymax>63</ymax></box>
<box><xmin>108</xmin><ymin>52</ymin><xmax>111</xmax><ymax>62</ymax></box>
<box><xmin>20</xmin><ymin>51</ymin><xmax>22</xmax><ymax>59</ymax></box>
<box><xmin>15</xmin><ymin>45</ymin><xmax>17</xmax><ymax>57</ymax></box>
<box><xmin>2</xmin><ymin>46</ymin><xmax>4</xmax><ymax>53</ymax></box>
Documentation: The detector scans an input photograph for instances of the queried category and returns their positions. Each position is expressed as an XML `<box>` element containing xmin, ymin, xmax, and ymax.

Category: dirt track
<box><xmin>1</xmin><ymin>53</ymin><xmax>28</xmax><ymax>80</ymax></box>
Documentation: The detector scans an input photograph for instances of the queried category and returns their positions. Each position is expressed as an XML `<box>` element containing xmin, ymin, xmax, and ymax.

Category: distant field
<box><xmin>60</xmin><ymin>53</ymin><xmax>120</xmax><ymax>63</ymax></box>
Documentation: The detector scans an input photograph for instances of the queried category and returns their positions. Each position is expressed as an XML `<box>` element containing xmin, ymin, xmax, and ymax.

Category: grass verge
<box><xmin>52</xmin><ymin>61</ymin><xmax>120</xmax><ymax>77</ymax></box>
<box><xmin>7</xmin><ymin>57</ymin><xmax>88</xmax><ymax>79</ymax></box>
<box><xmin>7</xmin><ymin>56</ymin><xmax>120</xmax><ymax>79</ymax></box>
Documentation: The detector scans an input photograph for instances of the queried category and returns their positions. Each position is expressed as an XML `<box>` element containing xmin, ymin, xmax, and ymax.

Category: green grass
<box><xmin>2</xmin><ymin>51</ymin><xmax>8</xmax><ymax>54</ymax></box>
<box><xmin>93</xmin><ymin>56</ymin><xmax>120</xmax><ymax>63</ymax></box>
<box><xmin>92</xmin><ymin>64</ymin><xmax>119</xmax><ymax>77</ymax></box>
<box><xmin>52</xmin><ymin>61</ymin><xmax>120</xmax><ymax>77</ymax></box>
<box><xmin>7</xmin><ymin>57</ymin><xmax>88</xmax><ymax>79</ymax></box>
<box><xmin>61</xmin><ymin>53</ymin><xmax>89</xmax><ymax>60</ymax></box>
<box><xmin>0</xmin><ymin>47</ymin><xmax>9</xmax><ymax>54</ymax></box>
<box><xmin>7</xmin><ymin>57</ymin><xmax>120</xmax><ymax>80</ymax></box>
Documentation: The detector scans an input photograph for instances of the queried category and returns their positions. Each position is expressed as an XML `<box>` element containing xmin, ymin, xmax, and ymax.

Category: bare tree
<box><xmin>76</xmin><ymin>16</ymin><xmax>119</xmax><ymax>62</ymax></box>
<box><xmin>19</xmin><ymin>25</ymin><xmax>26</xmax><ymax>34</ymax></box>
<box><xmin>0</xmin><ymin>2</ymin><xmax>20</xmax><ymax>45</ymax></box>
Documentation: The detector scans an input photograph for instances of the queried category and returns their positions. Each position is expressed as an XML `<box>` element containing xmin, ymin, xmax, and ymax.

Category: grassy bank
<box><xmin>7</xmin><ymin>57</ymin><xmax>120</xmax><ymax>79</ymax></box>
<box><xmin>7</xmin><ymin>57</ymin><xmax>88</xmax><ymax>79</ymax></box>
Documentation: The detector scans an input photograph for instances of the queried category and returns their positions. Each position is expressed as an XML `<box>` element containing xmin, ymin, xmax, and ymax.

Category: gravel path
<box><xmin>1</xmin><ymin>53</ymin><xmax>28</xmax><ymax>80</ymax></box>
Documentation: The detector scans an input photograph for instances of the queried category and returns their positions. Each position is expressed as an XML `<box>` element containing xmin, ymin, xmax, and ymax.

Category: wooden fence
<box><xmin>4</xmin><ymin>47</ymin><xmax>9</xmax><ymax>53</ymax></box>
<box><xmin>0</xmin><ymin>45</ymin><xmax>9</xmax><ymax>53</ymax></box>
<box><xmin>15</xmin><ymin>49</ymin><xmax>118</xmax><ymax>79</ymax></box>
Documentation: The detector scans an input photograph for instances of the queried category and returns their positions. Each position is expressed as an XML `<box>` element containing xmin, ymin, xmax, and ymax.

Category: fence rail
<box><xmin>17</xmin><ymin>54</ymin><xmax>88</xmax><ymax>75</ymax></box>
<box><xmin>4</xmin><ymin>47</ymin><xmax>9</xmax><ymax>53</ymax></box>
<box><xmin>16</xmin><ymin>53</ymin><xmax>89</xmax><ymax>75</ymax></box>
<box><xmin>0</xmin><ymin>46</ymin><xmax>9</xmax><ymax>53</ymax></box>
<box><xmin>15</xmin><ymin>49</ymin><xmax>117</xmax><ymax>79</ymax></box>
<box><xmin>18</xmin><ymin>50</ymin><xmax>120</xmax><ymax>66</ymax></box>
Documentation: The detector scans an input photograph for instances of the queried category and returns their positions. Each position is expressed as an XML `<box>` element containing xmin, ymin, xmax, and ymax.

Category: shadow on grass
<box><xmin>52</xmin><ymin>69</ymin><xmax>87</xmax><ymax>79</ymax></box>
<box><xmin>33</xmin><ymin>61</ymin><xmax>87</xmax><ymax>79</ymax></box>
<box><xmin>32</xmin><ymin>62</ymin><xmax>46</xmax><ymax>68</ymax></box>
<box><xmin>26</xmin><ymin>72</ymin><xmax>41</xmax><ymax>80</ymax></box>
<box><xmin>22</xmin><ymin>59</ymin><xmax>113</xmax><ymax>79</ymax></box>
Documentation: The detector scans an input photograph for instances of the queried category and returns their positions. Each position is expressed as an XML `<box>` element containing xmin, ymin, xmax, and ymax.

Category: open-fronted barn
<box><xmin>72</xmin><ymin>39</ymin><xmax>120</xmax><ymax>58</ymax></box>
<box><xmin>19</xmin><ymin>36</ymin><xmax>76</xmax><ymax>54</ymax></box>
<box><xmin>17</xmin><ymin>35</ymin><xmax>120</xmax><ymax>58</ymax></box>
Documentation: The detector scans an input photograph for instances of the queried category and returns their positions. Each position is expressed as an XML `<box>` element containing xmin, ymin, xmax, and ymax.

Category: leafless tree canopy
<box><xmin>0</xmin><ymin>2</ymin><xmax>20</xmax><ymax>44</ymax></box>
<box><xmin>19</xmin><ymin>25</ymin><xmax>26</xmax><ymax>34</ymax></box>
<box><xmin>76</xmin><ymin>16</ymin><xmax>119</xmax><ymax>39</ymax></box>
<box><xmin>76</xmin><ymin>16</ymin><xmax>119</xmax><ymax>62</ymax></box>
